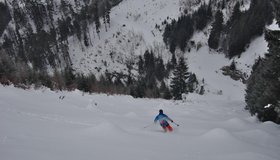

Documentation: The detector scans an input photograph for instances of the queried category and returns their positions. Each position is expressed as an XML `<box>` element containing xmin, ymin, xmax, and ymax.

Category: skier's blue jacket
<box><xmin>154</xmin><ymin>113</ymin><xmax>173</xmax><ymax>127</ymax></box>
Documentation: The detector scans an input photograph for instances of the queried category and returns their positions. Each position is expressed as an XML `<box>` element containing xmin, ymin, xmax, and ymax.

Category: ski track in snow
<box><xmin>0</xmin><ymin>85</ymin><xmax>280</xmax><ymax>160</ymax></box>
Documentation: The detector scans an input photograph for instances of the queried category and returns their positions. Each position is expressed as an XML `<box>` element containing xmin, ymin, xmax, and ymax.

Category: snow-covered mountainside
<box><xmin>0</xmin><ymin>85</ymin><xmax>279</xmax><ymax>160</ymax></box>
<box><xmin>0</xmin><ymin>0</ymin><xmax>258</xmax><ymax>76</ymax></box>
<box><xmin>67</xmin><ymin>0</ymin><xmax>258</xmax><ymax>97</ymax></box>
<box><xmin>1</xmin><ymin>0</ymin><xmax>276</xmax><ymax>94</ymax></box>
<box><xmin>60</xmin><ymin>0</ymin><xmax>275</xmax><ymax>96</ymax></box>
<box><xmin>68</xmin><ymin>0</ymin><xmax>183</xmax><ymax>75</ymax></box>
<box><xmin>1</xmin><ymin>0</ymin><xmax>280</xmax><ymax>159</ymax></box>
<box><xmin>0</xmin><ymin>0</ymin><xmax>123</xmax><ymax>71</ymax></box>
<box><xmin>67</xmin><ymin>0</ymin><xmax>258</xmax><ymax>74</ymax></box>
<box><xmin>68</xmin><ymin>0</ymin><xmax>253</xmax><ymax>75</ymax></box>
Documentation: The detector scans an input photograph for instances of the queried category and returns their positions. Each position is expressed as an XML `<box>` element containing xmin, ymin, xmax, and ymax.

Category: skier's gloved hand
<box><xmin>171</xmin><ymin>120</ymin><xmax>174</xmax><ymax>123</ymax></box>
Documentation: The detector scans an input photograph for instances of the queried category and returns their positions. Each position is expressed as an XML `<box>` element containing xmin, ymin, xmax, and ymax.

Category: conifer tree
<box><xmin>169</xmin><ymin>41</ymin><xmax>176</xmax><ymax>54</ymax></box>
<box><xmin>199</xmin><ymin>86</ymin><xmax>205</xmax><ymax>95</ymax></box>
<box><xmin>144</xmin><ymin>51</ymin><xmax>156</xmax><ymax>89</ymax></box>
<box><xmin>64</xmin><ymin>67</ymin><xmax>76</xmax><ymax>89</ymax></box>
<box><xmin>83</xmin><ymin>32</ymin><xmax>89</xmax><ymax>46</ymax></box>
<box><xmin>163</xmin><ymin>24</ymin><xmax>171</xmax><ymax>45</ymax></box>
<box><xmin>0</xmin><ymin>2</ymin><xmax>11</xmax><ymax>36</ymax></box>
<box><xmin>221</xmin><ymin>0</ymin><xmax>225</xmax><ymax>9</ymax></box>
<box><xmin>187</xmin><ymin>73</ymin><xmax>198</xmax><ymax>93</ymax></box>
<box><xmin>103</xmin><ymin>14</ymin><xmax>107</xmax><ymax>32</ymax></box>
<box><xmin>77</xmin><ymin>74</ymin><xmax>90</xmax><ymax>93</ymax></box>
<box><xmin>171</xmin><ymin>52</ymin><xmax>177</xmax><ymax>69</ymax></box>
<box><xmin>132</xmin><ymin>79</ymin><xmax>146</xmax><ymax>98</ymax></box>
<box><xmin>229</xmin><ymin>2</ymin><xmax>241</xmax><ymax>25</ymax></box>
<box><xmin>93</xmin><ymin>1</ymin><xmax>101</xmax><ymax>39</ymax></box>
<box><xmin>159</xmin><ymin>81</ymin><xmax>172</xmax><ymax>99</ymax></box>
<box><xmin>155</xmin><ymin>58</ymin><xmax>165</xmax><ymax>81</ymax></box>
<box><xmin>208</xmin><ymin>10</ymin><xmax>223</xmax><ymax>50</ymax></box>
<box><xmin>207</xmin><ymin>0</ymin><xmax>212</xmax><ymax>18</ymax></box>
<box><xmin>105</xmin><ymin>0</ymin><xmax>111</xmax><ymax>28</ymax></box>
<box><xmin>138</xmin><ymin>56</ymin><xmax>144</xmax><ymax>75</ymax></box>
<box><xmin>194</xmin><ymin>3</ymin><xmax>212</xmax><ymax>31</ymax></box>
<box><xmin>170</xmin><ymin>57</ymin><xmax>190</xmax><ymax>100</ymax></box>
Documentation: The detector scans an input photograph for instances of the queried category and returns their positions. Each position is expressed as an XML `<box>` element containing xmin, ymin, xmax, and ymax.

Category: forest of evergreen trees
<box><xmin>0</xmin><ymin>0</ymin><xmax>114</xmax><ymax>71</ymax></box>
<box><xmin>163</xmin><ymin>3</ymin><xmax>212</xmax><ymax>53</ymax></box>
<box><xmin>0</xmin><ymin>0</ymin><xmax>201</xmax><ymax>100</ymax></box>
<box><xmin>225</xmin><ymin>0</ymin><xmax>274</xmax><ymax>58</ymax></box>
<box><xmin>164</xmin><ymin>0</ymin><xmax>274</xmax><ymax>58</ymax></box>
<box><xmin>0</xmin><ymin>47</ymin><xmax>199</xmax><ymax>100</ymax></box>
<box><xmin>245</xmin><ymin>30</ymin><xmax>280</xmax><ymax>124</ymax></box>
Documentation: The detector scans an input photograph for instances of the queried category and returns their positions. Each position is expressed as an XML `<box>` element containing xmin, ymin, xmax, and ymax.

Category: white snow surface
<box><xmin>1</xmin><ymin>0</ymin><xmax>280</xmax><ymax>159</ymax></box>
<box><xmin>0</xmin><ymin>85</ymin><xmax>280</xmax><ymax>160</ymax></box>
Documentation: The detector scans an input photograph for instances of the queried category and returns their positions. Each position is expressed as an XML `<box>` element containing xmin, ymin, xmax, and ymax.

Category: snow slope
<box><xmin>69</xmin><ymin>0</ymin><xmax>182</xmax><ymax>75</ymax></box>
<box><xmin>67</xmin><ymin>0</ymin><xmax>254</xmax><ymax>77</ymax></box>
<box><xmin>67</xmin><ymin>0</ymin><xmax>256</xmax><ymax>98</ymax></box>
<box><xmin>1</xmin><ymin>0</ymin><xmax>279</xmax><ymax>159</ymax></box>
<box><xmin>0</xmin><ymin>85</ymin><xmax>280</xmax><ymax>160</ymax></box>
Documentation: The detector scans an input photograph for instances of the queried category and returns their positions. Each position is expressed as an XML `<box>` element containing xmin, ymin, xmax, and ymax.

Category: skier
<box><xmin>154</xmin><ymin>109</ymin><xmax>174</xmax><ymax>132</ymax></box>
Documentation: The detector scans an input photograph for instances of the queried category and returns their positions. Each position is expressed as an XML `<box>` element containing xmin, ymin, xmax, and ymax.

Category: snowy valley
<box><xmin>0</xmin><ymin>0</ymin><xmax>280</xmax><ymax>159</ymax></box>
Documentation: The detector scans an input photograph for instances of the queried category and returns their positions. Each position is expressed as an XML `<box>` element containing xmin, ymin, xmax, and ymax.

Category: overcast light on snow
<box><xmin>1</xmin><ymin>0</ymin><xmax>280</xmax><ymax>159</ymax></box>
<box><xmin>1</xmin><ymin>85</ymin><xmax>280</xmax><ymax>160</ymax></box>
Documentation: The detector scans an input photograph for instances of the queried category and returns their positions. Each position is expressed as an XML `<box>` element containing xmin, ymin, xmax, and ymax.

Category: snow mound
<box><xmin>124</xmin><ymin>112</ymin><xmax>138</xmax><ymax>118</ymax></box>
<box><xmin>85</xmin><ymin>121</ymin><xmax>126</xmax><ymax>135</ymax></box>
<box><xmin>223</xmin><ymin>118</ymin><xmax>249</xmax><ymax>130</ymax></box>
<box><xmin>200</xmin><ymin>128</ymin><xmax>236</xmax><ymax>142</ymax></box>
<box><xmin>237</xmin><ymin>129</ymin><xmax>277</xmax><ymax>146</ymax></box>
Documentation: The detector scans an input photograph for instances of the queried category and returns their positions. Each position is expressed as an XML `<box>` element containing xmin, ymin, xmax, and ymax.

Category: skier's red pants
<box><xmin>162</xmin><ymin>125</ymin><xmax>173</xmax><ymax>132</ymax></box>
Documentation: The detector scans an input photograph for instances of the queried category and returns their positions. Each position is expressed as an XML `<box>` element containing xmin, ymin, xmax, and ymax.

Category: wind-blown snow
<box><xmin>0</xmin><ymin>85</ymin><xmax>279</xmax><ymax>160</ymax></box>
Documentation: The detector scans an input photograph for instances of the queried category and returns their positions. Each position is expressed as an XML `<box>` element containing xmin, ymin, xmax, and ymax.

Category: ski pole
<box><xmin>143</xmin><ymin>123</ymin><xmax>154</xmax><ymax>128</ymax></box>
<box><xmin>172</xmin><ymin>121</ymin><xmax>180</xmax><ymax>126</ymax></box>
